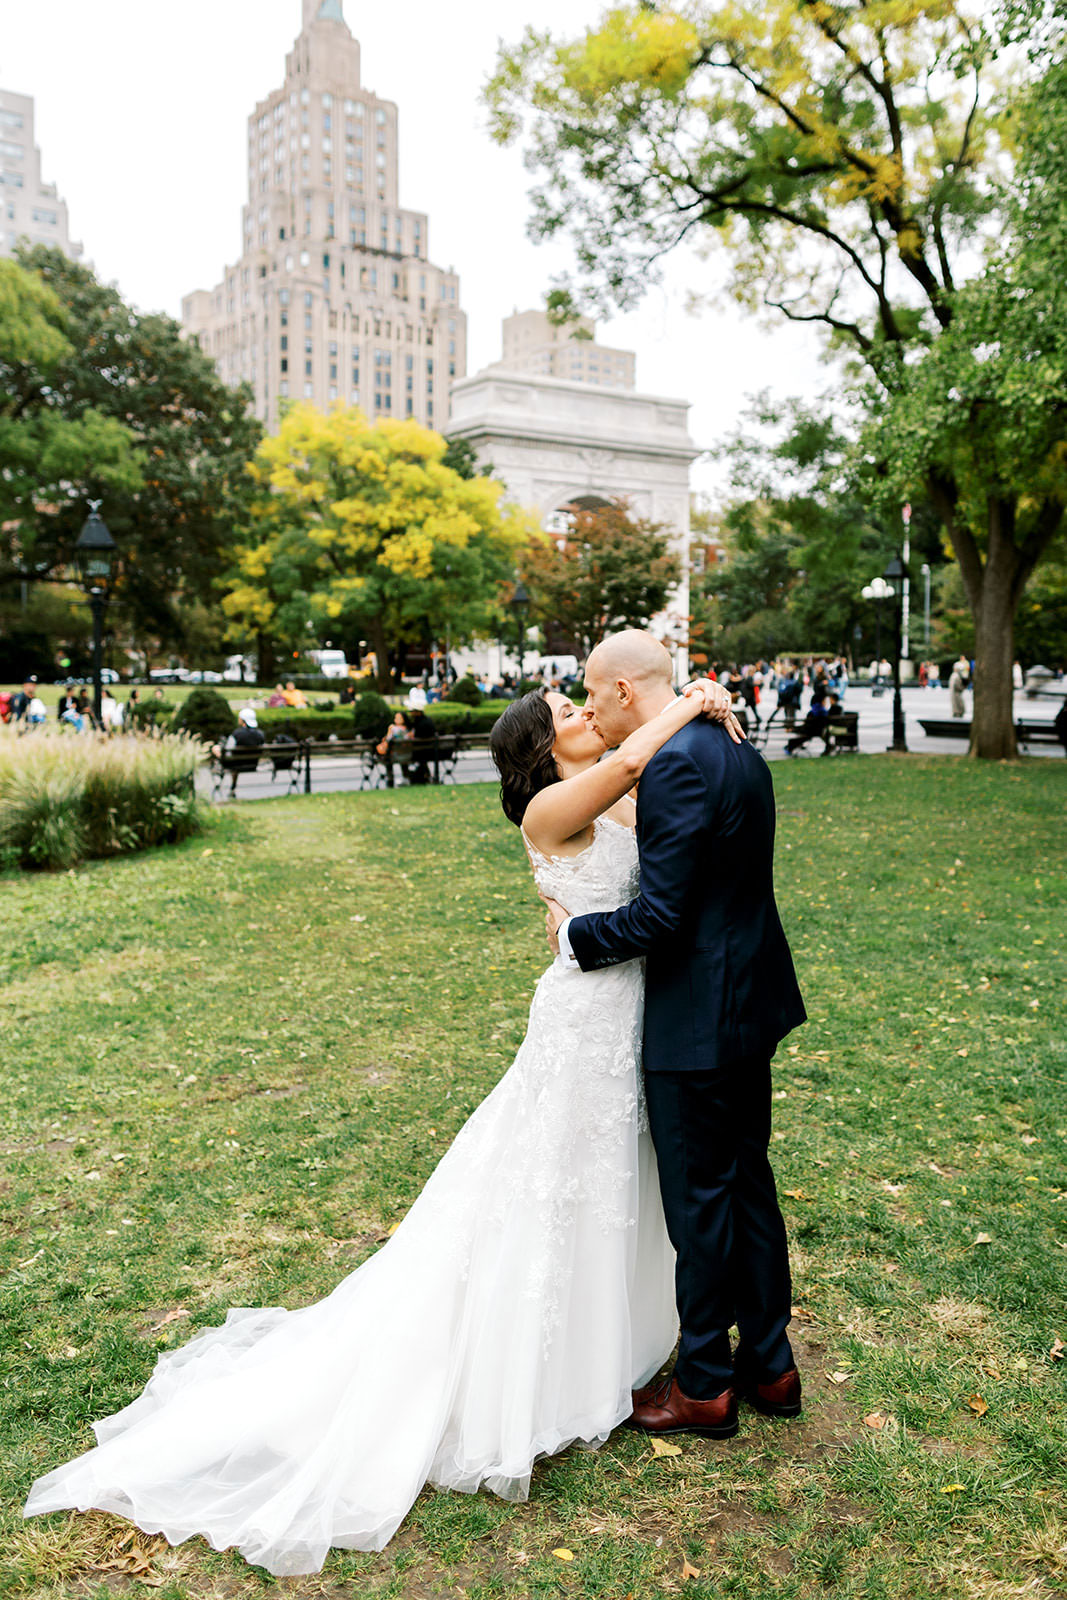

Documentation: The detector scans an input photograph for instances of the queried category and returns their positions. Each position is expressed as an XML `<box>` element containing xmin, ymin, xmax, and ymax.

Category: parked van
<box><xmin>310</xmin><ymin>649</ymin><xmax>349</xmax><ymax>679</ymax></box>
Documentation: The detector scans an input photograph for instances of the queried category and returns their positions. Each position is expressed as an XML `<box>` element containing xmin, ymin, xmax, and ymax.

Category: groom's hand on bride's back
<box><xmin>542</xmin><ymin>896</ymin><xmax>567</xmax><ymax>955</ymax></box>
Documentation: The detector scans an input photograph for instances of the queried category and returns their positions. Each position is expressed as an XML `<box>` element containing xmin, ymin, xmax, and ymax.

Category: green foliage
<box><xmin>0</xmin><ymin>730</ymin><xmax>202</xmax><ymax>869</ymax></box>
<box><xmin>350</xmin><ymin>691</ymin><xmax>392</xmax><ymax>741</ymax></box>
<box><xmin>255</xmin><ymin>708</ymin><xmax>352</xmax><ymax>741</ymax></box>
<box><xmin>520</xmin><ymin>499</ymin><xmax>681</xmax><ymax>658</ymax></box>
<box><xmin>3</xmin><ymin>246</ymin><xmax>262</xmax><ymax>659</ymax></box>
<box><xmin>488</xmin><ymin>5</ymin><xmax>1067</xmax><ymax>756</ymax></box>
<box><xmin>0</xmin><ymin>257</ymin><xmax>142</xmax><ymax>598</ymax></box>
<box><xmin>447</xmin><ymin>675</ymin><xmax>483</xmax><ymax>706</ymax></box>
<box><xmin>170</xmin><ymin>687</ymin><xmax>237</xmax><ymax>745</ymax></box>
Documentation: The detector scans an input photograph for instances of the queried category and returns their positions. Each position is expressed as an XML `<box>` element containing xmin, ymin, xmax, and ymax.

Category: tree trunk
<box><xmin>970</xmin><ymin>569</ymin><xmax>1017</xmax><ymax>759</ymax></box>
<box><xmin>368</xmin><ymin>611</ymin><xmax>393</xmax><ymax>694</ymax></box>
<box><xmin>257</xmin><ymin>631</ymin><xmax>276</xmax><ymax>685</ymax></box>
<box><xmin>929</xmin><ymin>481</ymin><xmax>1064</xmax><ymax>759</ymax></box>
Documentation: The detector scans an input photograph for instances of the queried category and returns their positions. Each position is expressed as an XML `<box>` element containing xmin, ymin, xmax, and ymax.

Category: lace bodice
<box><xmin>521</xmin><ymin>814</ymin><xmax>640</xmax><ymax>916</ymax></box>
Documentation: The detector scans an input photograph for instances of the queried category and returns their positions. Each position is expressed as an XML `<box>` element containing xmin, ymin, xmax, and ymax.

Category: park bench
<box><xmin>208</xmin><ymin>731</ymin><xmax>475</xmax><ymax>800</ymax></box>
<box><xmin>210</xmin><ymin>737</ymin><xmax>301</xmax><ymax>800</ymax></box>
<box><xmin>919</xmin><ymin>718</ymin><xmax>1063</xmax><ymax>753</ymax></box>
<box><xmin>752</xmin><ymin>708</ymin><xmax>859</xmax><ymax>756</ymax></box>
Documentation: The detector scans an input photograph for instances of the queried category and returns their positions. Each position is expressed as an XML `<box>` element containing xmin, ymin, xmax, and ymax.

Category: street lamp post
<box><xmin>74</xmin><ymin>503</ymin><xmax>117</xmax><ymax>727</ymax></box>
<box><xmin>921</xmin><ymin>563</ymin><xmax>931</xmax><ymax>654</ymax></box>
<box><xmin>883</xmin><ymin>554</ymin><xmax>909</xmax><ymax>752</ymax></box>
<box><xmin>509</xmin><ymin>578</ymin><xmax>530</xmax><ymax>687</ymax></box>
<box><xmin>861</xmin><ymin>576</ymin><xmax>894</xmax><ymax>696</ymax></box>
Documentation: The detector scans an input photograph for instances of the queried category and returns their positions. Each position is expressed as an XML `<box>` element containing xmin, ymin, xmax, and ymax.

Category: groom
<box><xmin>545</xmin><ymin>631</ymin><xmax>806</xmax><ymax>1439</ymax></box>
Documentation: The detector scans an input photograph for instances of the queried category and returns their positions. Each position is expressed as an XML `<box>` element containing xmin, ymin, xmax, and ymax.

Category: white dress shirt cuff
<box><xmin>557</xmin><ymin>917</ymin><xmax>581</xmax><ymax>970</ymax></box>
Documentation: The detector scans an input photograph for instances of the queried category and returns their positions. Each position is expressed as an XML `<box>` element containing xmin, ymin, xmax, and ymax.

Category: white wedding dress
<box><xmin>24</xmin><ymin>815</ymin><xmax>678</xmax><ymax>1575</ymax></box>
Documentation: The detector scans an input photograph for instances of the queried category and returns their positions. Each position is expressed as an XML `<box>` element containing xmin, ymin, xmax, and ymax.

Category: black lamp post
<box><xmin>509</xmin><ymin>578</ymin><xmax>530</xmax><ymax>687</ymax></box>
<box><xmin>884</xmin><ymin>553</ymin><xmax>909</xmax><ymax>752</ymax></box>
<box><xmin>74</xmin><ymin>503</ymin><xmax>117</xmax><ymax>727</ymax></box>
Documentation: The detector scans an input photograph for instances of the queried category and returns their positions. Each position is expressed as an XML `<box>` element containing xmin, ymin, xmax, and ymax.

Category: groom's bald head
<box><xmin>583</xmin><ymin>630</ymin><xmax>676</xmax><ymax>745</ymax></box>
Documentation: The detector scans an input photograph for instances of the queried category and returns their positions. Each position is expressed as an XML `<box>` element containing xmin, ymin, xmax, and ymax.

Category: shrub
<box><xmin>256</xmin><ymin>709</ymin><xmax>354</xmax><ymax>741</ymax></box>
<box><xmin>171</xmin><ymin>687</ymin><xmax>236</xmax><ymax>745</ymax></box>
<box><xmin>124</xmin><ymin>697</ymin><xmax>176</xmax><ymax>731</ymax></box>
<box><xmin>424</xmin><ymin>703</ymin><xmax>507</xmax><ymax>733</ymax></box>
<box><xmin>350</xmin><ymin>691</ymin><xmax>392</xmax><ymax>741</ymax></box>
<box><xmin>446</xmin><ymin>675</ymin><xmax>483</xmax><ymax>706</ymax></box>
<box><xmin>0</xmin><ymin>730</ymin><xmax>203</xmax><ymax>870</ymax></box>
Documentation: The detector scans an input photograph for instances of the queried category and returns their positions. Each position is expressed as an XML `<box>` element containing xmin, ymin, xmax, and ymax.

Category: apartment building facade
<box><xmin>492</xmin><ymin>309</ymin><xmax>637</xmax><ymax>390</ymax></box>
<box><xmin>182</xmin><ymin>0</ymin><xmax>466</xmax><ymax>431</ymax></box>
<box><xmin>0</xmin><ymin>88</ymin><xmax>82</xmax><ymax>262</ymax></box>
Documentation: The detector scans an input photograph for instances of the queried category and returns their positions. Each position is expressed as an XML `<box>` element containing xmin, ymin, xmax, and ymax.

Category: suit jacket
<box><xmin>567</xmin><ymin>720</ymin><xmax>806</xmax><ymax>1072</ymax></box>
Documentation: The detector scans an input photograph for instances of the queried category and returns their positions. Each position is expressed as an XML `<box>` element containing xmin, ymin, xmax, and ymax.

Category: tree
<box><xmin>488</xmin><ymin>3</ymin><xmax>1064</xmax><ymax>755</ymax></box>
<box><xmin>4</xmin><ymin>246</ymin><xmax>262</xmax><ymax>662</ymax></box>
<box><xmin>518</xmin><ymin>500</ymin><xmax>682</xmax><ymax>659</ymax></box>
<box><xmin>224</xmin><ymin>404</ymin><xmax>533</xmax><ymax>689</ymax></box>
<box><xmin>864</xmin><ymin>57</ymin><xmax>1067</xmax><ymax>753</ymax></box>
<box><xmin>0</xmin><ymin>256</ymin><xmax>142</xmax><ymax>591</ymax></box>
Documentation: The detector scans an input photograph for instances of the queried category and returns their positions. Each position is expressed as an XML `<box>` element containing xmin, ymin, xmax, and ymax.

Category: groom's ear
<box><xmin>615</xmin><ymin>677</ymin><xmax>635</xmax><ymax>706</ymax></box>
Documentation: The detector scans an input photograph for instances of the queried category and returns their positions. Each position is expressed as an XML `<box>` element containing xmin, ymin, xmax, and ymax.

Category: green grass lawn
<box><xmin>1</xmin><ymin>758</ymin><xmax>1064</xmax><ymax>1600</ymax></box>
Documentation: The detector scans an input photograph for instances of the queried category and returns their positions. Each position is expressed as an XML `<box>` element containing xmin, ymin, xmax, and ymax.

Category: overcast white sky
<box><xmin>2</xmin><ymin>0</ymin><xmax>830</xmax><ymax>496</ymax></box>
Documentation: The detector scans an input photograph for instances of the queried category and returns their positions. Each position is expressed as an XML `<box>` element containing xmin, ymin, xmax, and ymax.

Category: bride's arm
<box><xmin>523</xmin><ymin>683</ymin><xmax>723</xmax><ymax>853</ymax></box>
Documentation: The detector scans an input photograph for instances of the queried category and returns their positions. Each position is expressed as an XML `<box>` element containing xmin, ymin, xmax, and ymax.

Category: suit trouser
<box><xmin>644</xmin><ymin>1054</ymin><xmax>794</xmax><ymax>1398</ymax></box>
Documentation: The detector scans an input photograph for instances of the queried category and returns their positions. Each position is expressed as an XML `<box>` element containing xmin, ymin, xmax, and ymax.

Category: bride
<box><xmin>24</xmin><ymin>676</ymin><xmax>739</xmax><ymax>1576</ymax></box>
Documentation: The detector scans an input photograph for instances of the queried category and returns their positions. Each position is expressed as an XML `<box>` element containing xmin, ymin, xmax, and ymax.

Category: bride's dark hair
<box><xmin>489</xmin><ymin>689</ymin><xmax>561</xmax><ymax>826</ymax></box>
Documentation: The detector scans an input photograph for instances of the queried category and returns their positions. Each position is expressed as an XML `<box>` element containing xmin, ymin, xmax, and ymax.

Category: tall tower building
<box><xmin>182</xmin><ymin>1</ymin><xmax>466</xmax><ymax>432</ymax></box>
<box><xmin>0</xmin><ymin>89</ymin><xmax>82</xmax><ymax>262</ymax></box>
<box><xmin>492</xmin><ymin>309</ymin><xmax>636</xmax><ymax>390</ymax></box>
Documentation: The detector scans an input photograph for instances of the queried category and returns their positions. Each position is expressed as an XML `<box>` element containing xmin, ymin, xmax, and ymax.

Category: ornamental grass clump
<box><xmin>0</xmin><ymin>730</ymin><xmax>204</xmax><ymax>870</ymax></box>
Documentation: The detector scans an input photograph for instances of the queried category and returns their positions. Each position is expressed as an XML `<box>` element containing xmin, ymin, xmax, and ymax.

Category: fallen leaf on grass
<box><xmin>1049</xmin><ymin>1336</ymin><xmax>1065</xmax><ymax>1362</ymax></box>
<box><xmin>552</xmin><ymin>1548</ymin><xmax>575</xmax><ymax>1562</ymax></box>
<box><xmin>863</xmin><ymin>1411</ymin><xmax>889</xmax><ymax>1429</ymax></box>
<box><xmin>827</xmin><ymin>1371</ymin><xmax>853</xmax><ymax>1385</ymax></box>
<box><xmin>783</xmin><ymin>1188</ymin><xmax>813</xmax><ymax>1202</ymax></box>
<box><xmin>682</xmin><ymin>1557</ymin><xmax>702</xmax><ymax>1580</ymax></box>
<box><xmin>966</xmin><ymin>1394</ymin><xmax>989</xmax><ymax>1416</ymax></box>
<box><xmin>974</xmin><ymin>1233</ymin><xmax>993</xmax><ymax>1246</ymax></box>
<box><xmin>940</xmin><ymin>1484</ymin><xmax>966</xmax><ymax>1494</ymax></box>
<box><xmin>651</xmin><ymin>1436</ymin><xmax>683</xmax><ymax>1458</ymax></box>
<box><xmin>150</xmin><ymin>1307</ymin><xmax>190</xmax><ymax>1333</ymax></box>
<box><xmin>15</xmin><ymin>1249</ymin><xmax>43</xmax><ymax>1269</ymax></box>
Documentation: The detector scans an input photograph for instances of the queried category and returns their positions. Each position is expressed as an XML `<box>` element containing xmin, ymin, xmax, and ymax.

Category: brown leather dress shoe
<box><xmin>631</xmin><ymin>1377</ymin><xmax>666</xmax><ymax>1408</ymax></box>
<box><xmin>736</xmin><ymin>1364</ymin><xmax>802</xmax><ymax>1418</ymax></box>
<box><xmin>628</xmin><ymin>1376</ymin><xmax>739</xmax><ymax>1439</ymax></box>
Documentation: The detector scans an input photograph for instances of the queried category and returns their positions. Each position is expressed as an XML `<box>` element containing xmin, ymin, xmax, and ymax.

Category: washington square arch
<box><xmin>447</xmin><ymin>366</ymin><xmax>701</xmax><ymax>682</ymax></box>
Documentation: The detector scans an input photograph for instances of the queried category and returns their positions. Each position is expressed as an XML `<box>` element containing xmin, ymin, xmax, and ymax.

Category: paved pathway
<box><xmin>198</xmin><ymin>685</ymin><xmax>1062</xmax><ymax>805</ymax></box>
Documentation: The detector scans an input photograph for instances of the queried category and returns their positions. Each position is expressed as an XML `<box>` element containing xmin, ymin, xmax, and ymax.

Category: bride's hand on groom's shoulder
<box><xmin>682</xmin><ymin>680</ymin><xmax>747</xmax><ymax>745</ymax></box>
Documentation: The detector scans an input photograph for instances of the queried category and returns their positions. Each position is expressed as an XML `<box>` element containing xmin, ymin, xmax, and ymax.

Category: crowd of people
<box><xmin>0</xmin><ymin>676</ymin><xmax>172</xmax><ymax>732</ymax></box>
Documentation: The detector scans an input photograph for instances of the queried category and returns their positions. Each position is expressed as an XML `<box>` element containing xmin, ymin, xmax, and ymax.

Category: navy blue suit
<box><xmin>568</xmin><ymin>720</ymin><xmax>805</xmax><ymax>1396</ymax></box>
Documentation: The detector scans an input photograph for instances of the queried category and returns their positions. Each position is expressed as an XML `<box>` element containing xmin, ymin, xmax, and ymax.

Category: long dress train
<box><xmin>24</xmin><ymin>817</ymin><xmax>677</xmax><ymax>1575</ymax></box>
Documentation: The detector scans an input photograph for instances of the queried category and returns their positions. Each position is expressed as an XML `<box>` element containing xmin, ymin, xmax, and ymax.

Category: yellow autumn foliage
<box><xmin>559</xmin><ymin>8</ymin><xmax>698</xmax><ymax>98</ymax></box>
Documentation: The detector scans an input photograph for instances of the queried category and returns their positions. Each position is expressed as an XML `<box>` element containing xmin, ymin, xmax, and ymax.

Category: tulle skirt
<box><xmin>24</xmin><ymin>958</ymin><xmax>677</xmax><ymax>1574</ymax></box>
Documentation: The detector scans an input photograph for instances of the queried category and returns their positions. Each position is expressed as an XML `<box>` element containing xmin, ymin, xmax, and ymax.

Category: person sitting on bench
<box><xmin>214</xmin><ymin>707</ymin><xmax>265</xmax><ymax>797</ymax></box>
<box><xmin>786</xmin><ymin>691</ymin><xmax>837</xmax><ymax>756</ymax></box>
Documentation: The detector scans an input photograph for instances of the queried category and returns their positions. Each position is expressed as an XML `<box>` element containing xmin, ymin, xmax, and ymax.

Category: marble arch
<box><xmin>448</xmin><ymin>368</ymin><xmax>701</xmax><ymax>676</ymax></box>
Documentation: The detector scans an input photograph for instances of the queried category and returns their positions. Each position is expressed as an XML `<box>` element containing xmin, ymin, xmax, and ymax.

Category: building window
<box><xmin>330</xmin><ymin>363</ymin><xmax>337</xmax><ymax>380</ymax></box>
<box><xmin>304</xmin><ymin>291</ymin><xmax>313</xmax><ymax>306</ymax></box>
<box><xmin>405</xmin><ymin>398</ymin><xmax>413</xmax><ymax>416</ymax></box>
<box><xmin>329</xmin><ymin>385</ymin><xmax>338</xmax><ymax>400</ymax></box>
<box><xmin>280</xmin><ymin>335</ymin><xmax>288</xmax><ymax>351</ymax></box>
<box><xmin>305</xmin><ymin>360</ymin><xmax>313</xmax><ymax>376</ymax></box>
<box><xmin>281</xmin><ymin>380</ymin><xmax>289</xmax><ymax>397</ymax></box>
<box><xmin>304</xmin><ymin>382</ymin><xmax>314</xmax><ymax>397</ymax></box>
